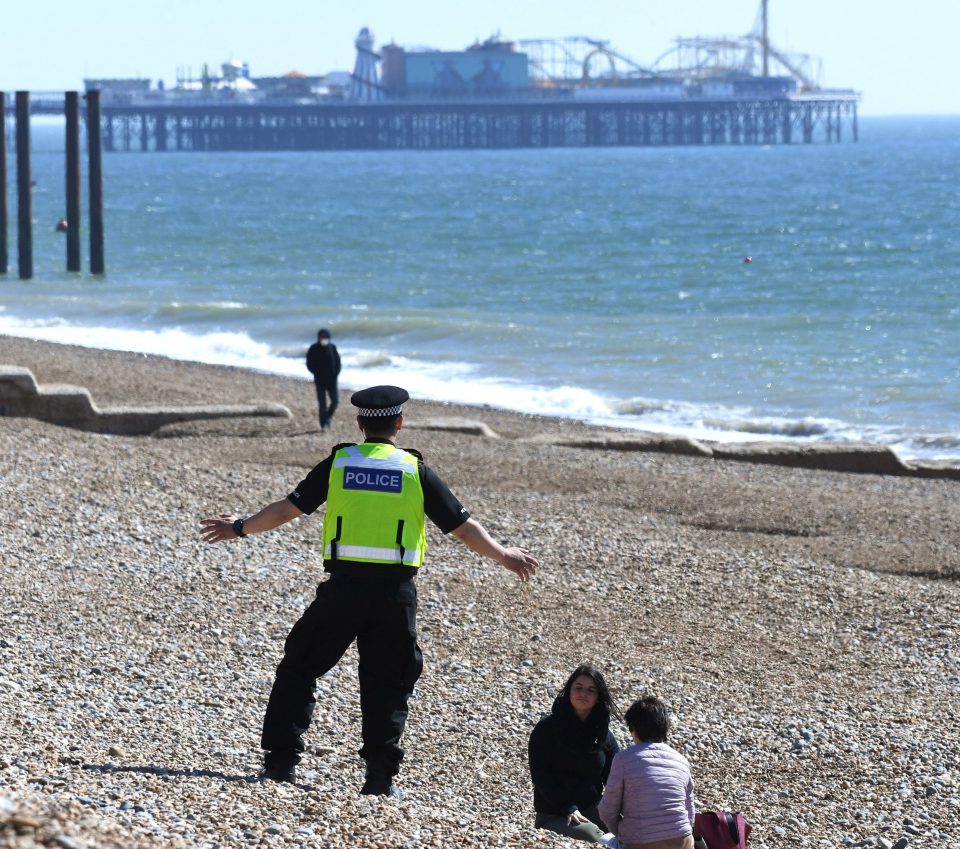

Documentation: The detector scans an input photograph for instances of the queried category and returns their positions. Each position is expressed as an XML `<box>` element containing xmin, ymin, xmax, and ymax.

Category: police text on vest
<box><xmin>343</xmin><ymin>467</ymin><xmax>403</xmax><ymax>493</ymax></box>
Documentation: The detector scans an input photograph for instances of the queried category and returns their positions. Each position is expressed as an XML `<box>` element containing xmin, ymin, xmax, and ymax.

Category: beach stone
<box><xmin>3</xmin><ymin>339</ymin><xmax>960</xmax><ymax>849</ymax></box>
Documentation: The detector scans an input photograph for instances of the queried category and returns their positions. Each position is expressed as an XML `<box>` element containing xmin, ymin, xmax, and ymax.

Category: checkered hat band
<box><xmin>356</xmin><ymin>404</ymin><xmax>403</xmax><ymax>417</ymax></box>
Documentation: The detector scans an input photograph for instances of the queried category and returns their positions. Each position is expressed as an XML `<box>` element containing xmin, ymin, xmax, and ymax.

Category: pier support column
<box><xmin>104</xmin><ymin>113</ymin><xmax>115</xmax><ymax>152</ymax></box>
<box><xmin>156</xmin><ymin>112</ymin><xmax>167</xmax><ymax>151</ymax></box>
<box><xmin>65</xmin><ymin>91</ymin><xmax>81</xmax><ymax>271</ymax></box>
<box><xmin>15</xmin><ymin>91</ymin><xmax>32</xmax><ymax>280</ymax></box>
<box><xmin>0</xmin><ymin>92</ymin><xmax>7</xmax><ymax>274</ymax></box>
<box><xmin>85</xmin><ymin>90</ymin><xmax>105</xmax><ymax>275</ymax></box>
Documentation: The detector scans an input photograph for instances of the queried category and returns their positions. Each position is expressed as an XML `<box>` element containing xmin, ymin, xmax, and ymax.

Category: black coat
<box><xmin>306</xmin><ymin>342</ymin><xmax>341</xmax><ymax>384</ymax></box>
<box><xmin>528</xmin><ymin>695</ymin><xmax>621</xmax><ymax>816</ymax></box>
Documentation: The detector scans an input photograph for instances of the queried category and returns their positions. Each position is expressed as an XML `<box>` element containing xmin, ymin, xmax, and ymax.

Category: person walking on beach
<box><xmin>306</xmin><ymin>328</ymin><xmax>341</xmax><ymax>431</ymax></box>
<box><xmin>199</xmin><ymin>384</ymin><xmax>538</xmax><ymax>797</ymax></box>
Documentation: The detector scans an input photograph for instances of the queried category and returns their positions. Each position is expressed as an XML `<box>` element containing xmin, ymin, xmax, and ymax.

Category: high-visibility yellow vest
<box><xmin>322</xmin><ymin>443</ymin><xmax>427</xmax><ymax>568</ymax></box>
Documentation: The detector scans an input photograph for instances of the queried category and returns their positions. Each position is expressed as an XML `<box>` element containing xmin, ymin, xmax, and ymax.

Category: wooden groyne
<box><xmin>0</xmin><ymin>91</ymin><xmax>105</xmax><ymax>278</ymax></box>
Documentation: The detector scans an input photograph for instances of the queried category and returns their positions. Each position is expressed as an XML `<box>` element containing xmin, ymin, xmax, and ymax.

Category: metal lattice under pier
<box><xmin>96</xmin><ymin>97</ymin><xmax>858</xmax><ymax>152</ymax></box>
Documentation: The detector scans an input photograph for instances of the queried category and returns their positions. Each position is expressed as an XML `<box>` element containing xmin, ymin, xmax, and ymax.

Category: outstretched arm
<box><xmin>450</xmin><ymin>517</ymin><xmax>537</xmax><ymax>581</ymax></box>
<box><xmin>200</xmin><ymin>497</ymin><xmax>303</xmax><ymax>543</ymax></box>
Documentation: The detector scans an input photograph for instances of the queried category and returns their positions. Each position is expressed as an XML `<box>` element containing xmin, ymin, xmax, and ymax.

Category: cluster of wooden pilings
<box><xmin>0</xmin><ymin>90</ymin><xmax>104</xmax><ymax>279</ymax></box>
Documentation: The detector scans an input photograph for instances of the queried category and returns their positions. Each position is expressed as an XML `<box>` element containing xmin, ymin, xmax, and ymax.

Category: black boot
<box><xmin>360</xmin><ymin>763</ymin><xmax>402</xmax><ymax>798</ymax></box>
<box><xmin>259</xmin><ymin>753</ymin><xmax>297</xmax><ymax>784</ymax></box>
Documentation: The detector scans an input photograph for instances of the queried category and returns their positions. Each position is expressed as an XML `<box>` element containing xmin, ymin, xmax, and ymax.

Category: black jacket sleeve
<box><xmin>528</xmin><ymin>720</ymin><xmax>578</xmax><ymax>815</ymax></box>
<box><xmin>601</xmin><ymin>731</ymin><xmax>621</xmax><ymax>786</ymax></box>
<box><xmin>287</xmin><ymin>443</ymin><xmax>352</xmax><ymax>513</ymax></box>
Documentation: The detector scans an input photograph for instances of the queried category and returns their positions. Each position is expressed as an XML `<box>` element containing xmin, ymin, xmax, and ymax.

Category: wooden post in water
<box><xmin>65</xmin><ymin>91</ymin><xmax>82</xmax><ymax>272</ymax></box>
<box><xmin>0</xmin><ymin>92</ymin><xmax>8</xmax><ymax>274</ymax></box>
<box><xmin>85</xmin><ymin>89</ymin><xmax>104</xmax><ymax>274</ymax></box>
<box><xmin>15</xmin><ymin>91</ymin><xmax>32</xmax><ymax>280</ymax></box>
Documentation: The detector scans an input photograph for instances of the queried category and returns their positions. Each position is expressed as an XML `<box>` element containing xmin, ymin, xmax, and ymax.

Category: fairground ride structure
<box><xmin>518</xmin><ymin>0</ymin><xmax>824</xmax><ymax>93</ymax></box>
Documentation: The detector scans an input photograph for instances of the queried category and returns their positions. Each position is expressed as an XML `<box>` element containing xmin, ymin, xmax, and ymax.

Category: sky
<box><xmin>1</xmin><ymin>0</ymin><xmax>956</xmax><ymax>116</ymax></box>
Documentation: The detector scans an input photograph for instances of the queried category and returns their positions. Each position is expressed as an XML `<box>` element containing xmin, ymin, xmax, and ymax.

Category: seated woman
<box><xmin>598</xmin><ymin>696</ymin><xmax>696</xmax><ymax>849</ymax></box>
<box><xmin>528</xmin><ymin>664</ymin><xmax>622</xmax><ymax>844</ymax></box>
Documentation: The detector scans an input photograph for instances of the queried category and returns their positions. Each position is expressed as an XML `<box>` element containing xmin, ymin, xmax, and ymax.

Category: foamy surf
<box><xmin>0</xmin><ymin>315</ymin><xmax>949</xmax><ymax>463</ymax></box>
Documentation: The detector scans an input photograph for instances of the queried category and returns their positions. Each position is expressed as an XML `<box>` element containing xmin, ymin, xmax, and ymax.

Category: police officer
<box><xmin>199</xmin><ymin>385</ymin><xmax>538</xmax><ymax>796</ymax></box>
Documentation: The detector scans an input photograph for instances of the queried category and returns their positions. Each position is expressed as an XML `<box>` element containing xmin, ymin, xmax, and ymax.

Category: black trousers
<box><xmin>313</xmin><ymin>378</ymin><xmax>338</xmax><ymax>427</ymax></box>
<box><xmin>260</xmin><ymin>573</ymin><xmax>423</xmax><ymax>775</ymax></box>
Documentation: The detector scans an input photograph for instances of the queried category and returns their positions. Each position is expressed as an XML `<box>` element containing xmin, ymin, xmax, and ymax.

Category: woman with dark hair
<box><xmin>598</xmin><ymin>696</ymin><xmax>696</xmax><ymax>849</ymax></box>
<box><xmin>528</xmin><ymin>664</ymin><xmax>622</xmax><ymax>844</ymax></box>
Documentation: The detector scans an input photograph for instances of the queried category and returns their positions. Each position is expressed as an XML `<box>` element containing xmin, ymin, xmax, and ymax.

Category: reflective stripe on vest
<box><xmin>323</xmin><ymin>443</ymin><xmax>427</xmax><ymax>568</ymax></box>
<box><xmin>322</xmin><ymin>543</ymin><xmax>424</xmax><ymax>565</ymax></box>
<box><xmin>332</xmin><ymin>445</ymin><xmax>417</xmax><ymax>476</ymax></box>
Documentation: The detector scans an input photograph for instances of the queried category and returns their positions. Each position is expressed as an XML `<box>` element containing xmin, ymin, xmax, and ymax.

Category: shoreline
<box><xmin>1</xmin><ymin>323</ymin><xmax>956</xmax><ymax>466</ymax></box>
<box><xmin>2</xmin><ymin>334</ymin><xmax>958</xmax><ymax>480</ymax></box>
<box><xmin>2</xmin><ymin>332</ymin><xmax>959</xmax><ymax>848</ymax></box>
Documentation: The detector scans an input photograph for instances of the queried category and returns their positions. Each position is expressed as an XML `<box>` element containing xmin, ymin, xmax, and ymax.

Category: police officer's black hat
<box><xmin>351</xmin><ymin>385</ymin><xmax>409</xmax><ymax>417</ymax></box>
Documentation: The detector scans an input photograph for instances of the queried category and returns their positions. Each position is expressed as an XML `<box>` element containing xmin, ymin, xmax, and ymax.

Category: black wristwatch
<box><xmin>232</xmin><ymin>518</ymin><xmax>247</xmax><ymax>538</ymax></box>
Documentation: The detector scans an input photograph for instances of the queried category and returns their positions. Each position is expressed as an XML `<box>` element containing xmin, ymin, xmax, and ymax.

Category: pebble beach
<box><xmin>1</xmin><ymin>334</ymin><xmax>958</xmax><ymax>849</ymax></box>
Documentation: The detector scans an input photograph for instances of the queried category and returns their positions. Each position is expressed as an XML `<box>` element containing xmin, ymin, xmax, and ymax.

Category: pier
<box><xmin>4</xmin><ymin>91</ymin><xmax>858</xmax><ymax>152</ymax></box>
<box><xmin>87</xmin><ymin>95</ymin><xmax>857</xmax><ymax>152</ymax></box>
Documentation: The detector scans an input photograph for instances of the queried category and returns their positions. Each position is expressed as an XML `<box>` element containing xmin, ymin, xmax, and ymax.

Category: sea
<box><xmin>1</xmin><ymin>116</ymin><xmax>958</xmax><ymax>461</ymax></box>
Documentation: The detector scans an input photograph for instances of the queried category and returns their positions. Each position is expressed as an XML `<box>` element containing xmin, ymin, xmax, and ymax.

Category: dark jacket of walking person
<box><xmin>598</xmin><ymin>696</ymin><xmax>696</xmax><ymax>849</ymax></box>
<box><xmin>200</xmin><ymin>385</ymin><xmax>538</xmax><ymax>797</ymax></box>
<box><xmin>529</xmin><ymin>665</ymin><xmax>621</xmax><ymax>844</ymax></box>
<box><xmin>306</xmin><ymin>328</ymin><xmax>341</xmax><ymax>430</ymax></box>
